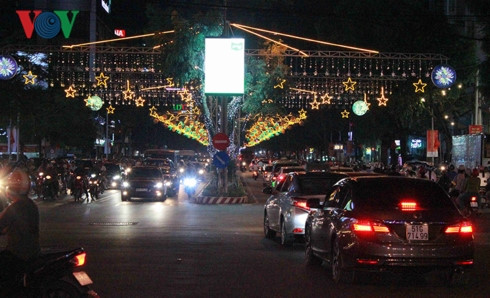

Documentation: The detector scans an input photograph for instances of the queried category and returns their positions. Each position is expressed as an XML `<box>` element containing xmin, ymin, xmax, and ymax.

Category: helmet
<box><xmin>6</xmin><ymin>169</ymin><xmax>31</xmax><ymax>196</ymax></box>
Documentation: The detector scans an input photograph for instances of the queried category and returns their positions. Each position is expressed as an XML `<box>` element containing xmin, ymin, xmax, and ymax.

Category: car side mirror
<box><xmin>262</xmin><ymin>186</ymin><xmax>272</xmax><ymax>194</ymax></box>
<box><xmin>307</xmin><ymin>198</ymin><xmax>322</xmax><ymax>209</ymax></box>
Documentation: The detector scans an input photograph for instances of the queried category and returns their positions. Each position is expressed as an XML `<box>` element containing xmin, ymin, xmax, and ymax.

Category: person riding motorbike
<box><xmin>0</xmin><ymin>168</ymin><xmax>40</xmax><ymax>291</ymax></box>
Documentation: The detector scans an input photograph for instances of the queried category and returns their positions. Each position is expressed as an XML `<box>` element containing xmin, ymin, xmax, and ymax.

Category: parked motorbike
<box><xmin>183</xmin><ymin>176</ymin><xmax>197</xmax><ymax>199</ymax></box>
<box><xmin>0</xmin><ymin>247</ymin><xmax>99</xmax><ymax>297</ymax></box>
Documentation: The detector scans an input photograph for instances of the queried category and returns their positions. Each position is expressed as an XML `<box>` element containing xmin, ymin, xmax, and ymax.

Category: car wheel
<box><xmin>263</xmin><ymin>213</ymin><xmax>276</xmax><ymax>239</ymax></box>
<box><xmin>331</xmin><ymin>237</ymin><xmax>354</xmax><ymax>283</ymax></box>
<box><xmin>305</xmin><ymin>226</ymin><xmax>322</xmax><ymax>266</ymax></box>
<box><xmin>280</xmin><ymin>219</ymin><xmax>293</xmax><ymax>246</ymax></box>
<box><xmin>445</xmin><ymin>267</ymin><xmax>471</xmax><ymax>287</ymax></box>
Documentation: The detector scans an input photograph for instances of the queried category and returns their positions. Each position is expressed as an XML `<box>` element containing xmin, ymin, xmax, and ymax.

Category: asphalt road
<box><xmin>1</xmin><ymin>172</ymin><xmax>489</xmax><ymax>298</ymax></box>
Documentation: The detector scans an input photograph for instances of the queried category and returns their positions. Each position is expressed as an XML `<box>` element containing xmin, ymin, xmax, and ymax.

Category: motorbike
<box><xmin>0</xmin><ymin>247</ymin><xmax>99</xmax><ymax>297</ymax></box>
<box><xmin>35</xmin><ymin>172</ymin><xmax>45</xmax><ymax>199</ymax></box>
<box><xmin>72</xmin><ymin>175</ymin><xmax>86</xmax><ymax>202</ymax></box>
<box><xmin>88</xmin><ymin>173</ymin><xmax>101</xmax><ymax>202</ymax></box>
<box><xmin>240</xmin><ymin>161</ymin><xmax>247</xmax><ymax>172</ymax></box>
<box><xmin>42</xmin><ymin>173</ymin><xmax>59</xmax><ymax>200</ymax></box>
<box><xmin>183</xmin><ymin>176</ymin><xmax>197</xmax><ymax>199</ymax></box>
<box><xmin>252</xmin><ymin>170</ymin><xmax>258</xmax><ymax>180</ymax></box>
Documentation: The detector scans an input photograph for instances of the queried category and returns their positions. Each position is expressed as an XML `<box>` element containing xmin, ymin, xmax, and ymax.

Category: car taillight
<box><xmin>73</xmin><ymin>252</ymin><xmax>86</xmax><ymax>267</ymax></box>
<box><xmin>399</xmin><ymin>200</ymin><xmax>419</xmax><ymax>211</ymax></box>
<box><xmin>445</xmin><ymin>222</ymin><xmax>473</xmax><ymax>234</ymax></box>
<box><xmin>278</xmin><ymin>174</ymin><xmax>285</xmax><ymax>181</ymax></box>
<box><xmin>292</xmin><ymin>198</ymin><xmax>309</xmax><ymax>211</ymax></box>
<box><xmin>352</xmin><ymin>220</ymin><xmax>390</xmax><ymax>234</ymax></box>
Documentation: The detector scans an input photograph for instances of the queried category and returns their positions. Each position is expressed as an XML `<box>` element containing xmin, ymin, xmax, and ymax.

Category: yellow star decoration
<box><xmin>320</xmin><ymin>93</ymin><xmax>333</xmax><ymax>104</ymax></box>
<box><xmin>413</xmin><ymin>79</ymin><xmax>427</xmax><ymax>93</ymax></box>
<box><xmin>261</xmin><ymin>99</ymin><xmax>274</xmax><ymax>104</ymax></box>
<box><xmin>164</xmin><ymin>78</ymin><xmax>175</xmax><ymax>88</ymax></box>
<box><xmin>95</xmin><ymin>72</ymin><xmax>110</xmax><ymax>88</ymax></box>
<box><xmin>274</xmin><ymin>79</ymin><xmax>286</xmax><ymax>89</ymax></box>
<box><xmin>122</xmin><ymin>80</ymin><xmax>135</xmax><ymax>100</ymax></box>
<box><xmin>83</xmin><ymin>96</ymin><xmax>90</xmax><ymax>106</ymax></box>
<box><xmin>309</xmin><ymin>99</ymin><xmax>321</xmax><ymax>110</ymax></box>
<box><xmin>149</xmin><ymin>106</ymin><xmax>158</xmax><ymax>116</ymax></box>
<box><xmin>342</xmin><ymin>77</ymin><xmax>357</xmax><ymax>91</ymax></box>
<box><xmin>298</xmin><ymin>108</ymin><xmax>307</xmax><ymax>120</ymax></box>
<box><xmin>135</xmin><ymin>96</ymin><xmax>145</xmax><ymax>107</ymax></box>
<box><xmin>23</xmin><ymin>71</ymin><xmax>37</xmax><ymax>85</ymax></box>
<box><xmin>377</xmin><ymin>87</ymin><xmax>389</xmax><ymax>106</ymax></box>
<box><xmin>363</xmin><ymin>93</ymin><xmax>371</xmax><ymax>109</ymax></box>
<box><xmin>64</xmin><ymin>85</ymin><xmax>76</xmax><ymax>98</ymax></box>
<box><xmin>177</xmin><ymin>88</ymin><xmax>193</xmax><ymax>103</ymax></box>
<box><xmin>341</xmin><ymin>109</ymin><xmax>350</xmax><ymax>118</ymax></box>
<box><xmin>106</xmin><ymin>105</ymin><xmax>115</xmax><ymax>114</ymax></box>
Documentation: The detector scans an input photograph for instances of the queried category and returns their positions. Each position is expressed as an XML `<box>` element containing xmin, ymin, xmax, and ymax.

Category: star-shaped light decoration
<box><xmin>309</xmin><ymin>98</ymin><xmax>321</xmax><ymax>110</ymax></box>
<box><xmin>106</xmin><ymin>105</ymin><xmax>115</xmax><ymax>114</ymax></box>
<box><xmin>164</xmin><ymin>78</ymin><xmax>175</xmax><ymax>88</ymax></box>
<box><xmin>261</xmin><ymin>99</ymin><xmax>274</xmax><ymax>104</ymax></box>
<box><xmin>64</xmin><ymin>85</ymin><xmax>76</xmax><ymax>98</ymax></box>
<box><xmin>23</xmin><ymin>70</ymin><xmax>37</xmax><ymax>85</ymax></box>
<box><xmin>376</xmin><ymin>87</ymin><xmax>389</xmax><ymax>106</ymax></box>
<box><xmin>122</xmin><ymin>80</ymin><xmax>135</xmax><ymax>100</ymax></box>
<box><xmin>320</xmin><ymin>93</ymin><xmax>333</xmax><ymax>104</ymax></box>
<box><xmin>149</xmin><ymin>106</ymin><xmax>158</xmax><ymax>116</ymax></box>
<box><xmin>363</xmin><ymin>93</ymin><xmax>371</xmax><ymax>109</ymax></box>
<box><xmin>413</xmin><ymin>79</ymin><xmax>427</xmax><ymax>93</ymax></box>
<box><xmin>298</xmin><ymin>108</ymin><xmax>307</xmax><ymax>120</ymax></box>
<box><xmin>95</xmin><ymin>72</ymin><xmax>110</xmax><ymax>88</ymax></box>
<box><xmin>135</xmin><ymin>96</ymin><xmax>145</xmax><ymax>107</ymax></box>
<box><xmin>274</xmin><ymin>79</ymin><xmax>286</xmax><ymax>89</ymax></box>
<box><xmin>177</xmin><ymin>88</ymin><xmax>193</xmax><ymax>103</ymax></box>
<box><xmin>341</xmin><ymin>109</ymin><xmax>350</xmax><ymax>118</ymax></box>
<box><xmin>342</xmin><ymin>77</ymin><xmax>356</xmax><ymax>91</ymax></box>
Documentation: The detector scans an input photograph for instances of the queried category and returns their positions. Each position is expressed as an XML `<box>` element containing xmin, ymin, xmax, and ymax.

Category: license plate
<box><xmin>406</xmin><ymin>224</ymin><xmax>428</xmax><ymax>241</ymax></box>
<box><xmin>470</xmin><ymin>201</ymin><xmax>478</xmax><ymax>207</ymax></box>
<box><xmin>136</xmin><ymin>188</ymin><xmax>147</xmax><ymax>192</ymax></box>
<box><xmin>73</xmin><ymin>271</ymin><xmax>93</xmax><ymax>286</ymax></box>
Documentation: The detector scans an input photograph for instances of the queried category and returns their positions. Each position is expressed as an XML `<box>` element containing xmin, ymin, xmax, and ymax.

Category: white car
<box><xmin>263</xmin><ymin>172</ymin><xmax>349</xmax><ymax>246</ymax></box>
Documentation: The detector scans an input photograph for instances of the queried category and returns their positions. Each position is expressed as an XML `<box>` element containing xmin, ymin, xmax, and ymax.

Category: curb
<box><xmin>193</xmin><ymin>196</ymin><xmax>248</xmax><ymax>204</ymax></box>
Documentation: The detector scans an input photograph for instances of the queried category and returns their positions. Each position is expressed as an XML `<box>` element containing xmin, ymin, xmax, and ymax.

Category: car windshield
<box><xmin>354</xmin><ymin>179</ymin><xmax>455</xmax><ymax>210</ymax></box>
<box><xmin>298</xmin><ymin>176</ymin><xmax>342</xmax><ymax>195</ymax></box>
<box><xmin>105</xmin><ymin>164</ymin><xmax>120</xmax><ymax>174</ymax></box>
<box><xmin>129</xmin><ymin>168</ymin><xmax>162</xmax><ymax>179</ymax></box>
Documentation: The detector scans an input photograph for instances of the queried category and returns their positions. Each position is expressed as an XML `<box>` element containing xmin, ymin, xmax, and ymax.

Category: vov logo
<box><xmin>16</xmin><ymin>10</ymin><xmax>79</xmax><ymax>39</ymax></box>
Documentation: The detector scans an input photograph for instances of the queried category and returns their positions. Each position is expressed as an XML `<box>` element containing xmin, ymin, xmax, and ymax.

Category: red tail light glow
<box><xmin>73</xmin><ymin>252</ymin><xmax>86</xmax><ymax>267</ymax></box>
<box><xmin>445</xmin><ymin>222</ymin><xmax>473</xmax><ymax>234</ymax></box>
<box><xmin>352</xmin><ymin>220</ymin><xmax>390</xmax><ymax>234</ymax></box>
<box><xmin>357</xmin><ymin>259</ymin><xmax>380</xmax><ymax>265</ymax></box>
<box><xmin>278</xmin><ymin>174</ymin><xmax>285</xmax><ymax>181</ymax></box>
<box><xmin>471</xmin><ymin>196</ymin><xmax>477</xmax><ymax>202</ymax></box>
<box><xmin>293</xmin><ymin>198</ymin><xmax>309</xmax><ymax>210</ymax></box>
<box><xmin>399</xmin><ymin>200</ymin><xmax>418</xmax><ymax>211</ymax></box>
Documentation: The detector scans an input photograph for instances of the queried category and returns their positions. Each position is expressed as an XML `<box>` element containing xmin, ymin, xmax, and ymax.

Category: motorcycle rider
<box><xmin>0</xmin><ymin>168</ymin><xmax>40</xmax><ymax>289</ymax></box>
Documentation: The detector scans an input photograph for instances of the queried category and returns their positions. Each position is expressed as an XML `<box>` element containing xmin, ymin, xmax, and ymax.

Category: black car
<box><xmin>121</xmin><ymin>166</ymin><xmax>168</xmax><ymax>201</ymax></box>
<box><xmin>104</xmin><ymin>163</ymin><xmax>124</xmax><ymax>189</ymax></box>
<box><xmin>305</xmin><ymin>176</ymin><xmax>474</xmax><ymax>285</ymax></box>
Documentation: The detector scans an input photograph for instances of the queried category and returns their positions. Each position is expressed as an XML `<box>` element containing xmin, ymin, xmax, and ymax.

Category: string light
<box><xmin>62</xmin><ymin>30</ymin><xmax>174</xmax><ymax>49</ymax></box>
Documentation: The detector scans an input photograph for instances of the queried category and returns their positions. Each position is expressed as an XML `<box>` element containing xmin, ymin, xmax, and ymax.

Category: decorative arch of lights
<box><xmin>1</xmin><ymin>45</ymin><xmax>448</xmax><ymax>146</ymax></box>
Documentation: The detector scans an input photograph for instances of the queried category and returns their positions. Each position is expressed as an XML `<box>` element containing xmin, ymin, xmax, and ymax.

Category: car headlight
<box><xmin>198</xmin><ymin>169</ymin><xmax>204</xmax><ymax>175</ymax></box>
<box><xmin>154</xmin><ymin>182</ymin><xmax>163</xmax><ymax>188</ymax></box>
<box><xmin>165</xmin><ymin>181</ymin><xmax>172</xmax><ymax>187</ymax></box>
<box><xmin>122</xmin><ymin>181</ymin><xmax>130</xmax><ymax>188</ymax></box>
<box><xmin>112</xmin><ymin>175</ymin><xmax>121</xmax><ymax>180</ymax></box>
<box><xmin>91</xmin><ymin>173</ymin><xmax>97</xmax><ymax>178</ymax></box>
<box><xmin>179</xmin><ymin>167</ymin><xmax>185</xmax><ymax>173</ymax></box>
<box><xmin>183</xmin><ymin>177</ymin><xmax>197</xmax><ymax>187</ymax></box>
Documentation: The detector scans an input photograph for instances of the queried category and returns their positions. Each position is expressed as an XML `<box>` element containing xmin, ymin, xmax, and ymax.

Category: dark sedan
<box><xmin>121</xmin><ymin>166</ymin><xmax>167</xmax><ymax>201</ymax></box>
<box><xmin>305</xmin><ymin>176</ymin><xmax>474</xmax><ymax>285</ymax></box>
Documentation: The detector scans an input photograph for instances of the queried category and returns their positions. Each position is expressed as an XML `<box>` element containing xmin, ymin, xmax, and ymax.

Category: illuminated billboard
<box><xmin>204</xmin><ymin>38</ymin><xmax>244</xmax><ymax>95</ymax></box>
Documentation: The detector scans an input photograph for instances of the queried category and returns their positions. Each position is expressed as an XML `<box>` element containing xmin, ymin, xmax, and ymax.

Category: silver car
<box><xmin>263</xmin><ymin>172</ymin><xmax>349</xmax><ymax>245</ymax></box>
